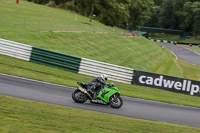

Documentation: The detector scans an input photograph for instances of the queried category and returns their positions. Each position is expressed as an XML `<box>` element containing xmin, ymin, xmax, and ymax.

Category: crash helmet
<box><xmin>100</xmin><ymin>74</ymin><xmax>108</xmax><ymax>81</ymax></box>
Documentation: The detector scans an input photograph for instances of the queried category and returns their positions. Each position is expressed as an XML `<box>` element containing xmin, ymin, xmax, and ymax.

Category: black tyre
<box><xmin>72</xmin><ymin>89</ymin><xmax>88</xmax><ymax>103</ymax></box>
<box><xmin>109</xmin><ymin>95</ymin><xmax>123</xmax><ymax>109</ymax></box>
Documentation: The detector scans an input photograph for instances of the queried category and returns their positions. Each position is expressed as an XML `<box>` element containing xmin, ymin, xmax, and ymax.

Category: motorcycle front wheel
<box><xmin>109</xmin><ymin>95</ymin><xmax>123</xmax><ymax>109</ymax></box>
<box><xmin>72</xmin><ymin>89</ymin><xmax>88</xmax><ymax>103</ymax></box>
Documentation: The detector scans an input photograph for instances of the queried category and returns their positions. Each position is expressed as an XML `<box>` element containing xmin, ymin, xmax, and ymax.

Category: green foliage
<box><xmin>146</xmin><ymin>0</ymin><xmax>200</xmax><ymax>38</ymax></box>
<box><xmin>159</xmin><ymin>0</ymin><xmax>188</xmax><ymax>29</ymax></box>
<box><xmin>144</xmin><ymin>5</ymin><xmax>160</xmax><ymax>27</ymax></box>
<box><xmin>192</xmin><ymin>2</ymin><xmax>200</xmax><ymax>37</ymax></box>
<box><xmin>29</xmin><ymin>0</ymin><xmax>49</xmax><ymax>4</ymax></box>
<box><xmin>24</xmin><ymin>0</ymin><xmax>200</xmax><ymax>36</ymax></box>
<box><xmin>128</xmin><ymin>0</ymin><xmax>155</xmax><ymax>28</ymax></box>
<box><xmin>179</xmin><ymin>1</ymin><xmax>200</xmax><ymax>37</ymax></box>
<box><xmin>74</xmin><ymin>0</ymin><xmax>130</xmax><ymax>26</ymax></box>
<box><xmin>25</xmin><ymin>0</ymin><xmax>154</xmax><ymax>27</ymax></box>
<box><xmin>97</xmin><ymin>0</ymin><xmax>129</xmax><ymax>26</ymax></box>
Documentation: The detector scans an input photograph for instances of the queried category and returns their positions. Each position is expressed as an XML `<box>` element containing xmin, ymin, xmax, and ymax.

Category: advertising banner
<box><xmin>133</xmin><ymin>70</ymin><xmax>200</xmax><ymax>96</ymax></box>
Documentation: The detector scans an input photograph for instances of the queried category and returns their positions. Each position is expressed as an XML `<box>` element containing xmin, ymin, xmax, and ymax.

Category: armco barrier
<box><xmin>0</xmin><ymin>38</ymin><xmax>32</xmax><ymax>61</ymax></box>
<box><xmin>150</xmin><ymin>39</ymin><xmax>176</xmax><ymax>44</ymax></box>
<box><xmin>0</xmin><ymin>38</ymin><xmax>134</xmax><ymax>84</ymax></box>
<box><xmin>147</xmin><ymin>37</ymin><xmax>200</xmax><ymax>46</ymax></box>
<box><xmin>30</xmin><ymin>47</ymin><xmax>81</xmax><ymax>73</ymax></box>
<box><xmin>147</xmin><ymin>38</ymin><xmax>176</xmax><ymax>44</ymax></box>
<box><xmin>78</xmin><ymin>58</ymin><xmax>134</xmax><ymax>84</ymax></box>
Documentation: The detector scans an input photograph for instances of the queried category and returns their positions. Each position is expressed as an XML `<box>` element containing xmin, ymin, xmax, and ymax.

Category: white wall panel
<box><xmin>0</xmin><ymin>38</ymin><xmax>32</xmax><ymax>61</ymax></box>
<box><xmin>79</xmin><ymin>58</ymin><xmax>134</xmax><ymax>84</ymax></box>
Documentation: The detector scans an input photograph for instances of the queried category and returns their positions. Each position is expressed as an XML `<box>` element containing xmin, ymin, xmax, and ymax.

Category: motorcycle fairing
<box><xmin>98</xmin><ymin>87</ymin><xmax>120</xmax><ymax>103</ymax></box>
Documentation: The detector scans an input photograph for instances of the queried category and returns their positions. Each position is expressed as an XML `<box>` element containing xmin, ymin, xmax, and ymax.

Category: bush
<box><xmin>58</xmin><ymin>1</ymin><xmax>76</xmax><ymax>10</ymax></box>
<box><xmin>46</xmin><ymin>0</ymin><xmax>56</xmax><ymax>8</ymax></box>
<box><xmin>33</xmin><ymin>0</ymin><xmax>49</xmax><ymax>4</ymax></box>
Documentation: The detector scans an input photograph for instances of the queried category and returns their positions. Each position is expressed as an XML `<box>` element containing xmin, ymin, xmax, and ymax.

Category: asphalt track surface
<box><xmin>158</xmin><ymin>42</ymin><xmax>200</xmax><ymax>66</ymax></box>
<box><xmin>1</xmin><ymin>74</ymin><xmax>200</xmax><ymax>128</ymax></box>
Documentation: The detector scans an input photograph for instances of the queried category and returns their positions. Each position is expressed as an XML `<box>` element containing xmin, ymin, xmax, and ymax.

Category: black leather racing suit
<box><xmin>87</xmin><ymin>76</ymin><xmax>106</xmax><ymax>98</ymax></box>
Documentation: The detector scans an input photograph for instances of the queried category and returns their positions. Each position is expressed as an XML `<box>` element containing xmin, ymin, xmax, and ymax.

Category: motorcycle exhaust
<box><xmin>77</xmin><ymin>87</ymin><xmax>93</xmax><ymax>100</ymax></box>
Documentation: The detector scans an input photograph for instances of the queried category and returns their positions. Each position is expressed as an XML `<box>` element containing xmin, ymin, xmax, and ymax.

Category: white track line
<box><xmin>185</xmin><ymin>47</ymin><xmax>200</xmax><ymax>56</ymax></box>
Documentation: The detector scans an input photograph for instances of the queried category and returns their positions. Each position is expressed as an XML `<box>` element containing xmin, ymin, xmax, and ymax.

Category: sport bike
<box><xmin>72</xmin><ymin>82</ymin><xmax>123</xmax><ymax>109</ymax></box>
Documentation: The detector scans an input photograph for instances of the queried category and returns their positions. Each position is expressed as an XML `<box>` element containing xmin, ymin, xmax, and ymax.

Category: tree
<box><xmin>153</xmin><ymin>0</ymin><xmax>163</xmax><ymax>6</ymax></box>
<box><xmin>180</xmin><ymin>1</ymin><xmax>194</xmax><ymax>32</ymax></box>
<box><xmin>159</xmin><ymin>0</ymin><xmax>189</xmax><ymax>29</ymax></box>
<box><xmin>74</xmin><ymin>0</ymin><xmax>95</xmax><ymax>16</ymax></box>
<box><xmin>180</xmin><ymin>1</ymin><xmax>200</xmax><ymax>37</ymax></box>
<box><xmin>144</xmin><ymin>5</ymin><xmax>161</xmax><ymax>27</ymax></box>
<box><xmin>89</xmin><ymin>0</ymin><xmax>96</xmax><ymax>22</ymax></box>
<box><xmin>192</xmin><ymin>2</ymin><xmax>200</xmax><ymax>37</ymax></box>
<box><xmin>95</xmin><ymin>0</ymin><xmax>129</xmax><ymax>26</ymax></box>
<box><xmin>129</xmin><ymin>0</ymin><xmax>155</xmax><ymax>29</ymax></box>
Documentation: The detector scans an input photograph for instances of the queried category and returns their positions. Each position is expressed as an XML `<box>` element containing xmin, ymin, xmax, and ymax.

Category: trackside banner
<box><xmin>133</xmin><ymin>70</ymin><xmax>200</xmax><ymax>96</ymax></box>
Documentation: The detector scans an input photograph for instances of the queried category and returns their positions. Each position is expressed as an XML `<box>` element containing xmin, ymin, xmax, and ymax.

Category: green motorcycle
<box><xmin>72</xmin><ymin>82</ymin><xmax>123</xmax><ymax>109</ymax></box>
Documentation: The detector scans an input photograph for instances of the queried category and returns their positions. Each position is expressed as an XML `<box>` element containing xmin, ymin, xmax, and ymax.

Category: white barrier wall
<box><xmin>0</xmin><ymin>39</ymin><xmax>32</xmax><ymax>61</ymax></box>
<box><xmin>78</xmin><ymin>58</ymin><xmax>134</xmax><ymax>84</ymax></box>
<box><xmin>149</xmin><ymin>39</ymin><xmax>176</xmax><ymax>44</ymax></box>
<box><xmin>0</xmin><ymin>38</ymin><xmax>135</xmax><ymax>84</ymax></box>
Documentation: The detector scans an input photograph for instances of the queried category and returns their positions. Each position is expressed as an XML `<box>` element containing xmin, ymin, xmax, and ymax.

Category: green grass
<box><xmin>179</xmin><ymin>37</ymin><xmax>200</xmax><ymax>43</ymax></box>
<box><xmin>0</xmin><ymin>0</ymin><xmax>124</xmax><ymax>34</ymax></box>
<box><xmin>1</xmin><ymin>95</ymin><xmax>200</xmax><ymax>133</ymax></box>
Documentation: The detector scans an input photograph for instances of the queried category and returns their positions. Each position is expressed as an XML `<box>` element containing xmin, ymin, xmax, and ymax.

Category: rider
<box><xmin>87</xmin><ymin>74</ymin><xmax>108</xmax><ymax>99</ymax></box>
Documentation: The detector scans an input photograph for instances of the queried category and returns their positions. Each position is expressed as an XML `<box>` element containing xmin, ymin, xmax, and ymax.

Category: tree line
<box><xmin>27</xmin><ymin>0</ymin><xmax>200</xmax><ymax>36</ymax></box>
<box><xmin>146</xmin><ymin>0</ymin><xmax>200</xmax><ymax>37</ymax></box>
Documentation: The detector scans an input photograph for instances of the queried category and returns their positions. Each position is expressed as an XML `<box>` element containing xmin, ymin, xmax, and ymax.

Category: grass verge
<box><xmin>1</xmin><ymin>95</ymin><xmax>200</xmax><ymax>133</ymax></box>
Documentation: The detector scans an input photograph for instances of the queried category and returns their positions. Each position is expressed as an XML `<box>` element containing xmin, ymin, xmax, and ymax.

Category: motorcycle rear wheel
<box><xmin>109</xmin><ymin>95</ymin><xmax>123</xmax><ymax>109</ymax></box>
<box><xmin>72</xmin><ymin>89</ymin><xmax>88</xmax><ymax>103</ymax></box>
